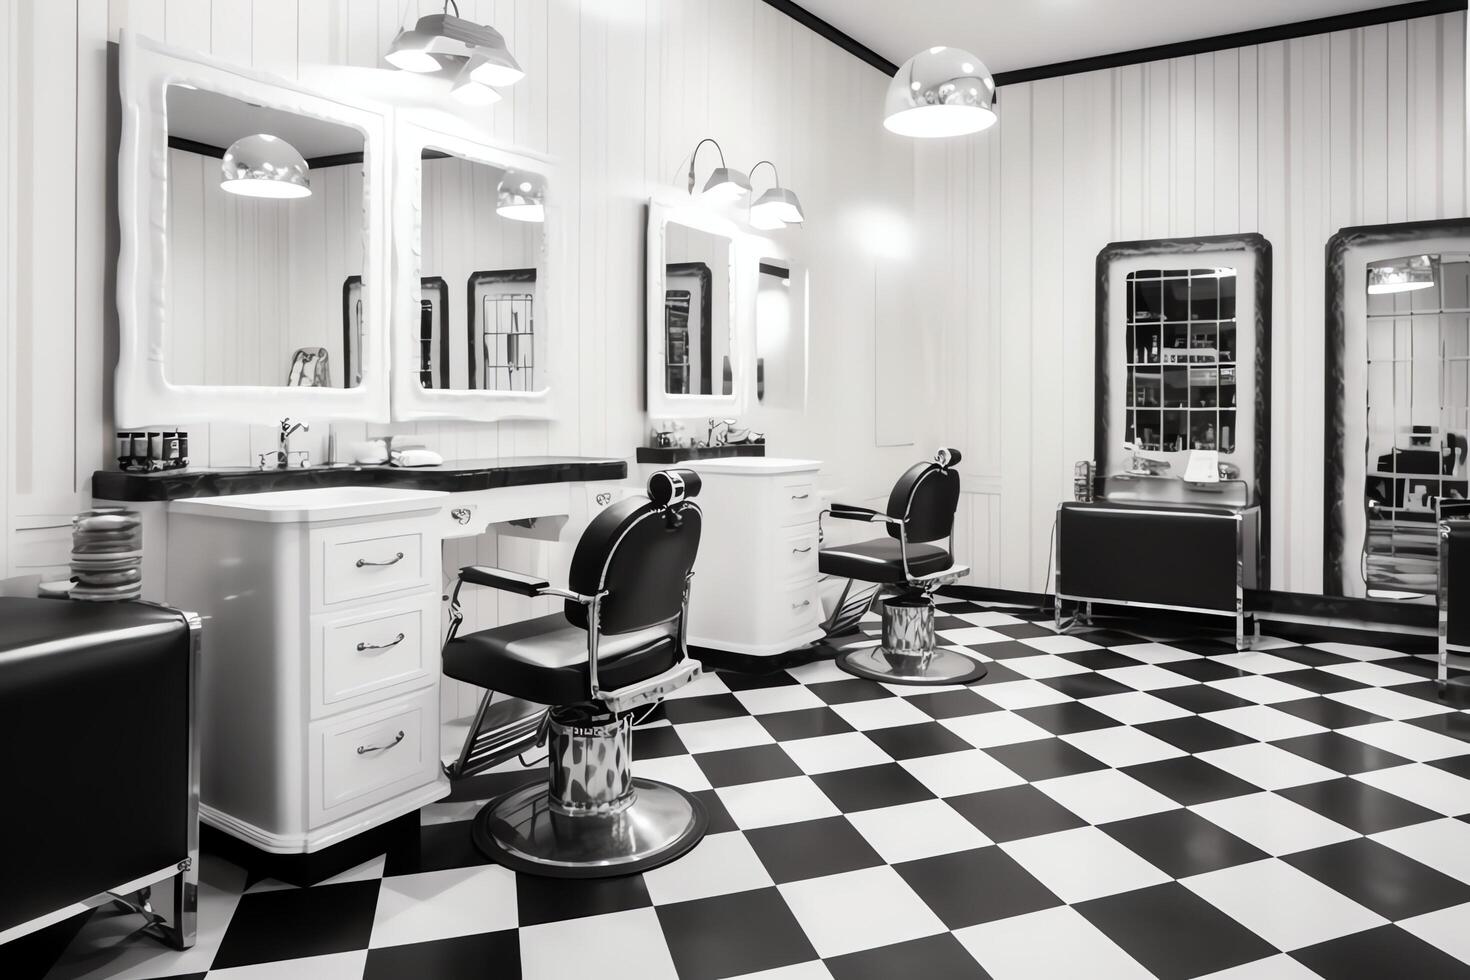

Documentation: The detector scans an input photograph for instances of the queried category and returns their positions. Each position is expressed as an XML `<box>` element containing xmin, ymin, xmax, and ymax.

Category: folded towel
<box><xmin>391</xmin><ymin>448</ymin><xmax>444</xmax><ymax>468</ymax></box>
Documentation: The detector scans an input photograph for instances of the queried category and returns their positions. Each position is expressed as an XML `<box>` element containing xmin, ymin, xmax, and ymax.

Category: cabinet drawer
<box><xmin>311</xmin><ymin>689</ymin><xmax>436</xmax><ymax>826</ymax></box>
<box><xmin>770</xmin><ymin>576</ymin><xmax>822</xmax><ymax>637</ymax></box>
<box><xmin>774</xmin><ymin>526</ymin><xmax>820</xmax><ymax>581</ymax></box>
<box><xmin>313</xmin><ymin>595</ymin><xmax>438</xmax><ymax>717</ymax></box>
<box><xmin>778</xmin><ymin>481</ymin><xmax>818</xmax><ymax>527</ymax></box>
<box><xmin>314</xmin><ymin>522</ymin><xmax>432</xmax><ymax>607</ymax></box>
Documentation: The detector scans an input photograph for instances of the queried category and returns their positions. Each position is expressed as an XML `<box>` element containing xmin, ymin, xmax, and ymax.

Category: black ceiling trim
<box><xmin>764</xmin><ymin>0</ymin><xmax>1466</xmax><ymax>88</ymax></box>
<box><xmin>168</xmin><ymin>135</ymin><xmax>225</xmax><ymax>159</ymax></box>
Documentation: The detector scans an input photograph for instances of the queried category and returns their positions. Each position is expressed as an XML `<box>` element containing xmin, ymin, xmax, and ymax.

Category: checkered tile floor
<box><xmin>31</xmin><ymin>601</ymin><xmax>1470</xmax><ymax>979</ymax></box>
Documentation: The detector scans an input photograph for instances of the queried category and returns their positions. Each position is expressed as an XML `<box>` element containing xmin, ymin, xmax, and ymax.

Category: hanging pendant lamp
<box><xmin>220</xmin><ymin>134</ymin><xmax>311</xmax><ymax>199</ymax></box>
<box><xmin>884</xmin><ymin>46</ymin><xmax>997</xmax><ymax>138</ymax></box>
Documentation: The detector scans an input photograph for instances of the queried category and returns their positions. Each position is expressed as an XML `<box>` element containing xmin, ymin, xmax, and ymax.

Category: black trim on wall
<box><xmin>764</xmin><ymin>0</ymin><xmax>1465</xmax><ymax>86</ymax></box>
<box><xmin>167</xmin><ymin>136</ymin><xmax>366</xmax><ymax>170</ymax></box>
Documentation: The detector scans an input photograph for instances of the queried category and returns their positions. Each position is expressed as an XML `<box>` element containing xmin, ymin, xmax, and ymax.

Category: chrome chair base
<box><xmin>472</xmin><ymin>778</ymin><xmax>707</xmax><ymax>878</ymax></box>
<box><xmin>838</xmin><ymin>592</ymin><xmax>987</xmax><ymax>686</ymax></box>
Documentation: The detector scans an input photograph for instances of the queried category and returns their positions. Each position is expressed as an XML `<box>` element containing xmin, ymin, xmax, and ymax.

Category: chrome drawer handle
<box><xmin>792</xmin><ymin>599</ymin><xmax>811</xmax><ymax>609</ymax></box>
<box><xmin>792</xmin><ymin>546</ymin><xmax>812</xmax><ymax>554</ymax></box>
<box><xmin>357</xmin><ymin>632</ymin><xmax>406</xmax><ymax>652</ymax></box>
<box><xmin>357</xmin><ymin>730</ymin><xmax>405</xmax><ymax>754</ymax></box>
<box><xmin>356</xmin><ymin>552</ymin><xmax>405</xmax><ymax>568</ymax></box>
<box><xmin>791</xmin><ymin>493</ymin><xmax>810</xmax><ymax>500</ymax></box>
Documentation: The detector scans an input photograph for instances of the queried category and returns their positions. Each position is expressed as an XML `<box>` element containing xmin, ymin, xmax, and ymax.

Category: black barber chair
<box><xmin>818</xmin><ymin>449</ymin><xmax>984</xmax><ymax>685</ymax></box>
<box><xmin>441</xmin><ymin>470</ymin><xmax>708</xmax><ymax>878</ymax></box>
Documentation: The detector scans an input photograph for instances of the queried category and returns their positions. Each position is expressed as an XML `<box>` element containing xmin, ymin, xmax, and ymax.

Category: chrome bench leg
<box><xmin>838</xmin><ymin>593</ymin><xmax>987</xmax><ymax>686</ymax></box>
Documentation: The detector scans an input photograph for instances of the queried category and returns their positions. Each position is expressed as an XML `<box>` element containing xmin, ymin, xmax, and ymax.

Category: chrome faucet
<box><xmin>707</xmin><ymin>417</ymin><xmax>736</xmax><ymax>447</ymax></box>
<box><xmin>258</xmin><ymin>418</ymin><xmax>310</xmax><ymax>470</ymax></box>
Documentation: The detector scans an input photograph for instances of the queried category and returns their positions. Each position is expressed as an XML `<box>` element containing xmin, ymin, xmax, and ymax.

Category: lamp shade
<box><xmin>1368</xmin><ymin>254</ymin><xmax>1437</xmax><ymax>295</ymax></box>
<box><xmin>385</xmin><ymin>28</ymin><xmax>441</xmax><ymax>73</ymax></box>
<box><xmin>701</xmin><ymin>166</ymin><xmax>751</xmax><ymax>201</ymax></box>
<box><xmin>751</xmin><ymin>186</ymin><xmax>804</xmax><ymax>228</ymax></box>
<box><xmin>468</xmin><ymin>48</ymin><xmax>525</xmax><ymax>87</ymax></box>
<box><xmin>884</xmin><ymin>46</ymin><xmax>997</xmax><ymax>138</ymax></box>
<box><xmin>220</xmin><ymin>134</ymin><xmax>311</xmax><ymax>199</ymax></box>
<box><xmin>451</xmin><ymin>57</ymin><xmax>502</xmax><ymax>105</ymax></box>
<box><xmin>497</xmin><ymin>170</ymin><xmax>545</xmax><ymax>222</ymax></box>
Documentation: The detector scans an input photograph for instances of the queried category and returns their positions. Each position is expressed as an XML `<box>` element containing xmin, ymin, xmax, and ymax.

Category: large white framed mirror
<box><xmin>646</xmin><ymin>196</ymin><xmax>745</xmax><ymax>419</ymax></box>
<box><xmin>116</xmin><ymin>31</ymin><xmax>391</xmax><ymax>426</ymax></box>
<box><xmin>751</xmin><ymin>244</ymin><xmax>808</xmax><ymax>413</ymax></box>
<box><xmin>389</xmin><ymin>115</ymin><xmax>562</xmax><ymax>422</ymax></box>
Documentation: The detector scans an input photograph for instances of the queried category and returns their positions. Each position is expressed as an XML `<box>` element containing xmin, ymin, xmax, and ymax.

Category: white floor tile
<box><xmin>900</xmin><ymin>748</ymin><xmax>1025</xmax><ymax>797</ymax></box>
<box><xmin>1194</xmin><ymin>954</ymin><xmax>1331</xmax><ymax>979</ymax></box>
<box><xmin>205</xmin><ymin>952</ymin><xmax>369</xmax><ymax>980</ymax></box>
<box><xmin>1098</xmin><ymin>664</ymin><xmax>1198</xmax><ymax>691</ymax></box>
<box><xmin>786</xmin><ymin>660</ymin><xmax>851</xmax><ymax>684</ymax></box>
<box><xmin>637</xmin><ymin>753</ymin><xmax>713</xmax><ymax>792</ymax></box>
<box><xmin>732</xmin><ymin>684</ymin><xmax>826</xmax><ymax>715</ymax></box>
<box><xmin>727</xmin><ymin>963</ymin><xmax>835</xmax><ymax>980</ymax></box>
<box><xmin>1061</xmin><ymin>725</ymin><xmax>1186</xmax><ymax>767</ymax></box>
<box><xmin>956</xmin><ymin>611</ymin><xmax>1027</xmax><ymax>628</ymax></box>
<box><xmin>1205</xmin><ymin>675</ymin><xmax>1311</xmax><ymax>705</ymax></box>
<box><xmin>1184</xmin><ymin>858</ymin><xmax>1386</xmax><ymax>950</ymax></box>
<box><xmin>1354</xmin><ymin>763</ymin><xmax>1470</xmax><ymax>816</ymax></box>
<box><xmin>1001</xmin><ymin>826</ymin><xmax>1170</xmax><ymax>903</ymax></box>
<box><xmin>781</xmin><ymin>732</ymin><xmax>892</xmax><ymax>775</ymax></box>
<box><xmin>1399</xmin><ymin>901</ymin><xmax>1470</xmax><ymax>966</ymax></box>
<box><xmin>1203</xmin><ymin>705</ymin><xmax>1327</xmax><ymax>743</ymax></box>
<box><xmin>847</xmin><ymin>799</ymin><xmax>992</xmax><ymax>863</ymax></box>
<box><xmin>1374</xmin><ymin>818</ymin><xmax>1470</xmax><ymax>884</ymax></box>
<box><xmin>1340</xmin><ymin>721</ymin><xmax>1470</xmax><ymax>762</ymax></box>
<box><xmin>369</xmin><ymin>865</ymin><xmax>518</xmax><ymax>948</ymax></box>
<box><xmin>1084</xmin><ymin>691</ymin><xmax>1193</xmax><ymax>726</ymax></box>
<box><xmin>1307</xmin><ymin>641</ymin><xmax>1402</xmax><ymax>662</ymax></box>
<box><xmin>1018</xmin><ymin>633</ymin><xmax>1103</xmax><ymax>655</ymax></box>
<box><xmin>940</xmin><ymin>711</ymin><xmax>1052</xmax><ymax>749</ymax></box>
<box><xmin>1191</xmin><ymin>792</ymin><xmax>1357</xmax><ymax>856</ymax></box>
<box><xmin>956</xmin><ymin>905</ymin><xmax>1153</xmax><ymax>980</ymax></box>
<box><xmin>972</xmin><ymin>679</ymin><xmax>1072</xmax><ymax>710</ymax></box>
<box><xmin>419</xmin><ymin>799</ymin><xmax>484</xmax><ymax>827</ymax></box>
<box><xmin>1195</xmin><ymin>742</ymin><xmax>1339</xmax><ymax>791</ymax></box>
<box><xmin>641</xmin><ymin>831</ymin><xmax>774</xmax><ymax>905</ymax></box>
<box><xmin>1033</xmin><ymin>769</ymin><xmax>1179</xmax><ymax>825</ymax></box>
<box><xmin>1318</xmin><ymin>661</ymin><xmax>1427</xmax><ymax>687</ymax></box>
<box><xmin>665</xmin><ymin>670</ymin><xmax>732</xmax><ymax>700</ymax></box>
<box><xmin>1208</xmin><ymin>652</ymin><xmax>1305</xmax><ymax>675</ymax></box>
<box><xmin>675</xmin><ymin>716</ymin><xmax>775</xmax><ymax>754</ymax></box>
<box><xmin>717</xmin><ymin>775</ymin><xmax>842</xmax><ymax>829</ymax></box>
<box><xmin>1109</xmin><ymin>642</ymin><xmax>1200</xmax><ymax>664</ymax></box>
<box><xmin>778</xmin><ymin>866</ymin><xmax>946</xmax><ymax>958</ymax></box>
<box><xmin>937</xmin><ymin>626</ymin><xmax>1012</xmax><ymax>646</ymax></box>
<box><xmin>1004</xmin><ymin>654</ymin><xmax>1093</xmax><ymax>679</ymax></box>
<box><xmin>829</xmin><ymin>696</ymin><xmax>930</xmax><ymax>731</ymax></box>
<box><xmin>519</xmin><ymin>908</ymin><xmax>679</xmax><ymax>980</ymax></box>
<box><xmin>880</xmin><ymin>671</ymin><xmax>971</xmax><ymax>697</ymax></box>
<box><xmin>1325</xmin><ymin>687</ymin><xmax>1454</xmax><ymax>721</ymax></box>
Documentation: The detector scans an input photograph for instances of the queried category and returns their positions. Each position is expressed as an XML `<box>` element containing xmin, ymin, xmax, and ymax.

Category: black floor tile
<box><xmin>1396</xmin><ymin>680</ymin><xmax>1461</xmax><ymax>704</ymax></box>
<box><xmin>746</xmin><ymin>816</ymin><xmax>884</xmax><ymax>883</ymax></box>
<box><xmin>633</xmin><ymin>724</ymin><xmax>688</xmax><ymax>759</ymax></box>
<box><xmin>826</xmin><ymin>933</ymin><xmax>990</xmax><ymax>979</ymax></box>
<box><xmin>966</xmin><ymin>661</ymin><xmax>1028</xmax><ymax>685</ymax></box>
<box><xmin>212</xmin><ymin>880</ymin><xmax>381</xmax><ymax>968</ymax></box>
<box><xmin>693</xmin><ymin>789</ymin><xmax>738</xmax><ymax>834</ymax></box>
<box><xmin>515</xmin><ymin>871</ymin><xmax>651</xmax><ymax>926</ymax></box>
<box><xmin>1277</xmin><ymin>778</ymin><xmax>1442</xmax><ymax>835</ymax></box>
<box><xmin>1269</xmin><ymin>646</ymin><xmax>1353</xmax><ymax>668</ymax></box>
<box><xmin>984</xmin><ymin>738</ymin><xmax>1106</xmax><ymax>781</ymax></box>
<box><xmin>1055</xmin><ymin>649</ymin><xmax>1144</xmax><ymax>672</ymax></box>
<box><xmin>1122</xmin><ymin>757</ymin><xmax>1259</xmax><ymax>807</ymax></box>
<box><xmin>1430</xmin><ymin>754</ymin><xmax>1470</xmax><ymax>779</ymax></box>
<box><xmin>864</xmin><ymin>721</ymin><xmax>974</xmax><ymax>760</ymax></box>
<box><xmin>894</xmin><ymin>846</ymin><xmax>1062</xmax><ymax>928</ymax></box>
<box><xmin>934</xmin><ymin>615</ymin><xmax>973</xmax><ymax>631</ymax></box>
<box><xmin>757</xmin><ymin>706</ymin><xmax>856</xmax><ymax>741</ymax></box>
<box><xmin>1137</xmin><ymin>716</ymin><xmax>1258</xmax><ymax>754</ymax></box>
<box><xmin>1284</xmin><ymin>838</ymin><xmax>1470</xmax><ymax>920</ymax></box>
<box><xmin>969</xmin><ymin>640</ymin><xmax>1049</xmax><ymax>660</ymax></box>
<box><xmin>1272</xmin><ymin>696</ymin><xmax>1386</xmax><ymax>730</ymax></box>
<box><xmin>1077</xmin><ymin>882</ymin><xmax>1276</xmax><ymax>980</ymax></box>
<box><xmin>808</xmin><ymin>678</ymin><xmax>897</xmax><ymax>705</ymax></box>
<box><xmin>1101</xmin><ymin>809</ymin><xmax>1269</xmax><ymax>878</ymax></box>
<box><xmin>656</xmin><ymin>888</ymin><xmax>819</xmax><ymax>980</ymax></box>
<box><xmin>718</xmin><ymin>669</ymin><xmax>799</xmax><ymax>691</ymax></box>
<box><xmin>384</xmin><ymin>819</ymin><xmax>490</xmax><ymax>876</ymax></box>
<box><xmin>442</xmin><ymin>767</ymin><xmax>541</xmax><ymax>805</ymax></box>
<box><xmin>907</xmin><ymin>688</ymin><xmax>1000</xmax><ymax>720</ymax></box>
<box><xmin>1164</xmin><ymin>658</ymin><xmax>1247</xmax><ymax>683</ymax></box>
<box><xmin>1151</xmin><ymin>684</ymin><xmax>1256</xmax><ymax>715</ymax></box>
<box><xmin>1270</xmin><ymin>668</ymin><xmax>1371</xmax><ymax>696</ymax></box>
<box><xmin>1292</xmin><ymin>925</ymin><xmax>1470</xmax><ymax>980</ymax></box>
<box><xmin>812</xmin><ymin>763</ymin><xmax>935</xmax><ymax>812</ymax></box>
<box><xmin>363</xmin><ymin>929</ymin><xmax>520</xmax><ymax>980</ymax></box>
<box><xmin>1273</xmin><ymin>731</ymin><xmax>1414</xmax><ymax>774</ymax></box>
<box><xmin>1076</xmin><ymin>629</ymin><xmax>1154</xmax><ymax>648</ymax></box>
<box><xmin>695</xmin><ymin>743</ymin><xmax>803</xmax><ymax>787</ymax></box>
<box><xmin>1013</xmin><ymin>701</ymin><xmax>1122</xmax><ymax>736</ymax></box>
<box><xmin>946</xmin><ymin>785</ymin><xmax>1088</xmax><ymax>843</ymax></box>
<box><xmin>1037</xmin><ymin>671</ymin><xmax>1139</xmax><ymax>700</ymax></box>
<box><xmin>1405</xmin><ymin>711</ymin><xmax>1470</xmax><ymax>743</ymax></box>
<box><xmin>990</xmin><ymin>623</ymin><xmax>1055</xmax><ymax>640</ymax></box>
<box><xmin>660</xmin><ymin>693</ymin><xmax>751</xmax><ymax>724</ymax></box>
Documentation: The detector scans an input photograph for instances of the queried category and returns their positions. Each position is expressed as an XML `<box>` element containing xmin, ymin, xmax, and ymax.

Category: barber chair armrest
<box><xmin>597</xmin><ymin>658</ymin><xmax>702</xmax><ymax>714</ymax></box>
<box><xmin>824</xmin><ymin>504</ymin><xmax>900</xmax><ymax>525</ymax></box>
<box><xmin>458</xmin><ymin>565</ymin><xmax>552</xmax><ymax>597</ymax></box>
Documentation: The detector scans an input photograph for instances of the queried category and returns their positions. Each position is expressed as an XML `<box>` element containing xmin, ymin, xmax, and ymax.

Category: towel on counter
<box><xmin>390</xmin><ymin>448</ymin><xmax>444</xmax><ymax>468</ymax></box>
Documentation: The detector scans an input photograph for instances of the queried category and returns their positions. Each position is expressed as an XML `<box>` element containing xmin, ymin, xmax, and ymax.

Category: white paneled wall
<box><xmin>920</xmin><ymin>11</ymin><xmax>1468</xmax><ymax>597</ymax></box>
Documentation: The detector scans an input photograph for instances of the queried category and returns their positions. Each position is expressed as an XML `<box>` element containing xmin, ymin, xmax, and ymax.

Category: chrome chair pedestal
<box><xmin>473</xmin><ymin>708</ymin><xmax>706</xmax><ymax>878</ymax></box>
<box><xmin>838</xmin><ymin>592</ymin><xmax>987</xmax><ymax>686</ymax></box>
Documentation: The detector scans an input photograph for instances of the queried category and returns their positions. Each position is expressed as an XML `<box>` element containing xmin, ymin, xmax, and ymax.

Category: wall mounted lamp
<box><xmin>686</xmin><ymin>138</ymin><xmax>750</xmax><ymax>202</ymax></box>
<box><xmin>386</xmin><ymin>0</ymin><xmax>523</xmax><ymax>105</ymax></box>
<box><xmin>748</xmin><ymin>161</ymin><xmax>804</xmax><ymax>229</ymax></box>
<box><xmin>220</xmin><ymin>134</ymin><xmax>311</xmax><ymax>199</ymax></box>
<box><xmin>884</xmin><ymin>46</ymin><xmax>997</xmax><ymax>138</ymax></box>
<box><xmin>496</xmin><ymin>169</ymin><xmax>545</xmax><ymax>223</ymax></box>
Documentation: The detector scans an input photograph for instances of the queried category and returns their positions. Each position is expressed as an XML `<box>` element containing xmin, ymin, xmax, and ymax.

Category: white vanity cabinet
<box><xmin>685</xmin><ymin>458</ymin><xmax>824</xmax><ymax>657</ymax></box>
<box><xmin>164</xmin><ymin>488</ymin><xmax>450</xmax><ymax>854</ymax></box>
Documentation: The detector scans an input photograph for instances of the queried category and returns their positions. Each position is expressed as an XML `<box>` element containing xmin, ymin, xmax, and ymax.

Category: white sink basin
<box><xmin>168</xmin><ymin>485</ymin><xmax>448</xmax><ymax>523</ymax></box>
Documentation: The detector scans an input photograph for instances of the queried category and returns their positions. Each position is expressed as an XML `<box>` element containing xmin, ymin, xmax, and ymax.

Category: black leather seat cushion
<box><xmin>443</xmin><ymin>613</ymin><xmax>679</xmax><ymax>706</ymax></box>
<box><xmin>819</xmin><ymin>538</ymin><xmax>953</xmax><ymax>583</ymax></box>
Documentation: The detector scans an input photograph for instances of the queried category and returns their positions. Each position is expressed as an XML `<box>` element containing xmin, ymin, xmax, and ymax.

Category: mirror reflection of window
<box><xmin>663</xmin><ymin>223</ymin><xmax>732</xmax><ymax>396</ymax></box>
<box><xmin>1362</xmin><ymin>253</ymin><xmax>1470</xmax><ymax>598</ymax></box>
<box><xmin>164</xmin><ymin>85</ymin><xmax>367</xmax><ymax>388</ymax></box>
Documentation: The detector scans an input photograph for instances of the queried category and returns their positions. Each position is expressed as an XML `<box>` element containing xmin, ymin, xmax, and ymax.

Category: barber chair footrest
<box><xmin>837</xmin><ymin>594</ymin><xmax>987</xmax><ymax>686</ymax></box>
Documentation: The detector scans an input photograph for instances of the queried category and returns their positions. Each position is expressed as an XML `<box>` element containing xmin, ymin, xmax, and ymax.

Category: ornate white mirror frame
<box><xmin>646</xmin><ymin>193</ymin><xmax>749</xmax><ymax>420</ymax></box>
<box><xmin>116</xmin><ymin>31</ymin><xmax>391</xmax><ymax>426</ymax></box>
<box><xmin>389</xmin><ymin>115</ymin><xmax>562</xmax><ymax>422</ymax></box>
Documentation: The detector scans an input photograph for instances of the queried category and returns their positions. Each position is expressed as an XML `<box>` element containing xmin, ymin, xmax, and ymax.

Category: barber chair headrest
<box><xmin>648</xmin><ymin>468</ymin><xmax>702</xmax><ymax>508</ymax></box>
<box><xmin>935</xmin><ymin>448</ymin><xmax>963</xmax><ymax>470</ymax></box>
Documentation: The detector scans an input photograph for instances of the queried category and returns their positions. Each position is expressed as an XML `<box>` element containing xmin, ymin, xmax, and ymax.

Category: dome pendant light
<box><xmin>497</xmin><ymin>170</ymin><xmax>545</xmax><ymax>223</ymax></box>
<box><xmin>748</xmin><ymin>161</ymin><xmax>804</xmax><ymax>230</ymax></box>
<box><xmin>884</xmin><ymin>46</ymin><xmax>997</xmax><ymax>138</ymax></box>
<box><xmin>220</xmin><ymin>134</ymin><xmax>311</xmax><ymax>199</ymax></box>
<box><xmin>685</xmin><ymin>138</ymin><xmax>750</xmax><ymax>203</ymax></box>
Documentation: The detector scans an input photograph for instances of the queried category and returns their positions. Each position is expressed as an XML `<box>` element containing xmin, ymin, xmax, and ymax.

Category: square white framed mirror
<box><xmin>116</xmin><ymin>31</ymin><xmax>391</xmax><ymax>426</ymax></box>
<box><xmin>389</xmin><ymin>115</ymin><xmax>563</xmax><ymax>422</ymax></box>
<box><xmin>646</xmin><ymin>196</ymin><xmax>745</xmax><ymax>419</ymax></box>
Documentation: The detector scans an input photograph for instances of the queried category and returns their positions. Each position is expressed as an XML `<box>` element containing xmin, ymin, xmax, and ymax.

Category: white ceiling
<box><xmin>167</xmin><ymin>86</ymin><xmax>364</xmax><ymax>160</ymax></box>
<box><xmin>797</xmin><ymin>0</ymin><xmax>1430</xmax><ymax>76</ymax></box>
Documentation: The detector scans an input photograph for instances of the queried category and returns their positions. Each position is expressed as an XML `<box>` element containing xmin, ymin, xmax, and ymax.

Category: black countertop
<box><xmin>634</xmin><ymin>445</ymin><xmax>766</xmax><ymax>464</ymax></box>
<box><xmin>93</xmin><ymin>455</ymin><xmax>628</xmax><ymax>502</ymax></box>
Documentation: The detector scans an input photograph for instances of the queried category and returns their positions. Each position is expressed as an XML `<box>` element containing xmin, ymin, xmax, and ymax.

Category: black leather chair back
<box><xmin>566</xmin><ymin>469</ymin><xmax>703</xmax><ymax>636</ymax></box>
<box><xmin>885</xmin><ymin>448</ymin><xmax>962</xmax><ymax>544</ymax></box>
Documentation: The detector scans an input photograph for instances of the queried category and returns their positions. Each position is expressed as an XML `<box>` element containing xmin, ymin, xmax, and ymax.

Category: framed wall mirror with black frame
<box><xmin>116</xmin><ymin>31</ymin><xmax>392</xmax><ymax>427</ymax></box>
<box><xmin>388</xmin><ymin>115</ymin><xmax>561</xmax><ymax>423</ymax></box>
